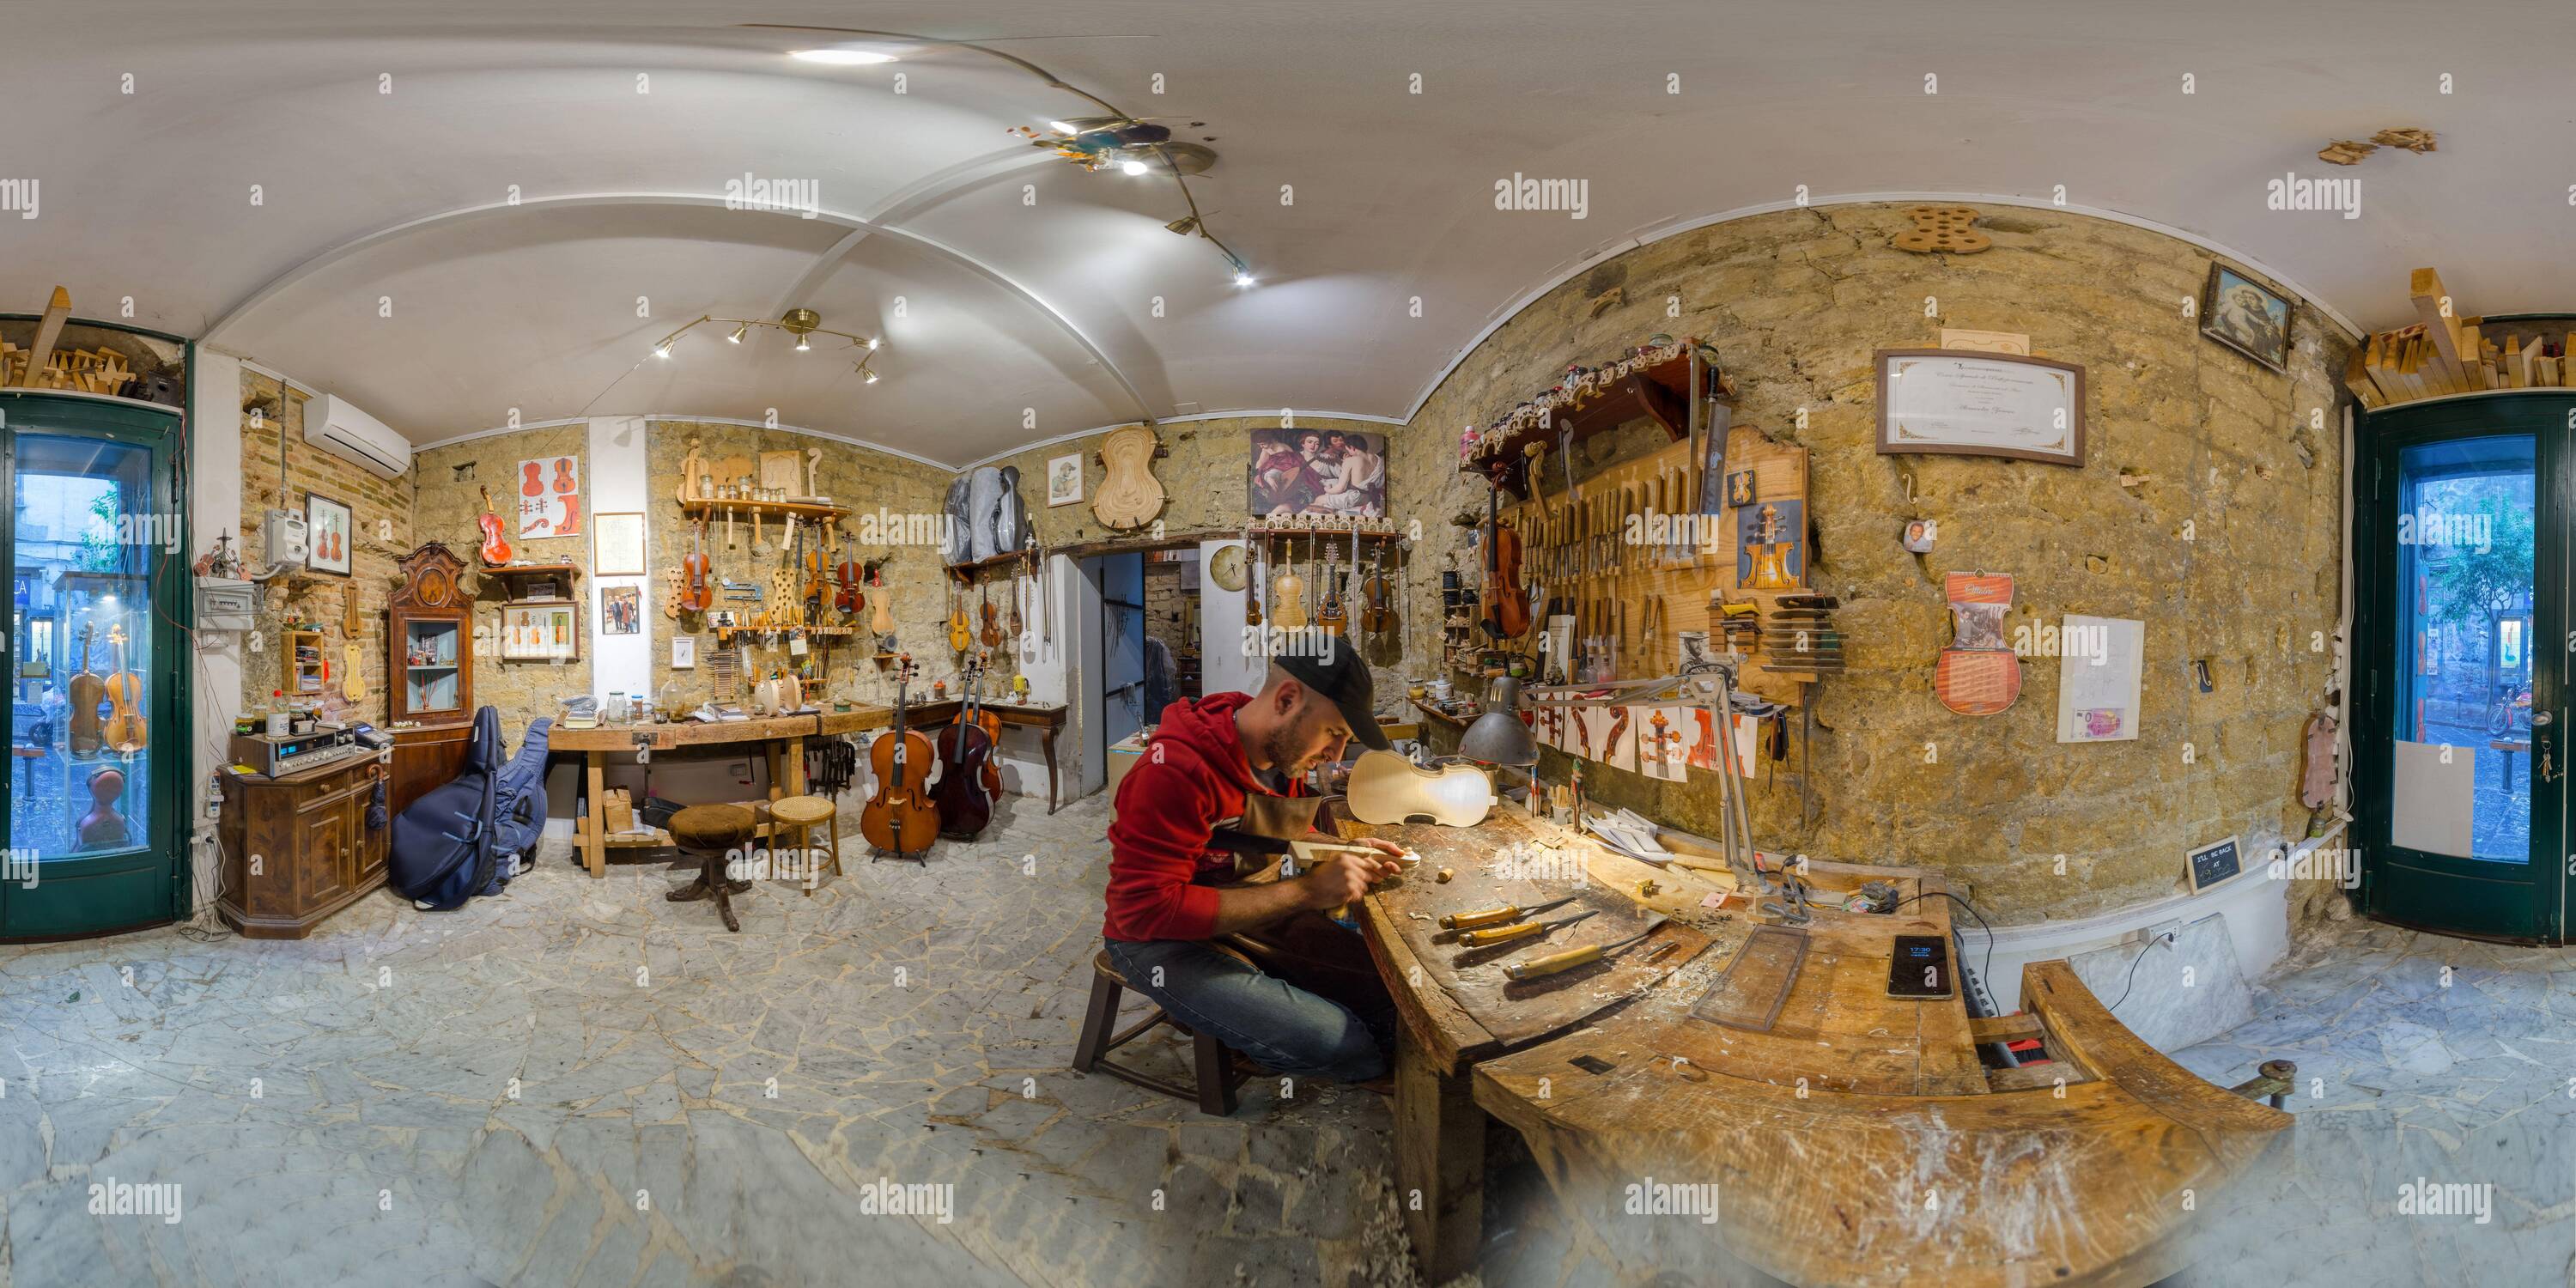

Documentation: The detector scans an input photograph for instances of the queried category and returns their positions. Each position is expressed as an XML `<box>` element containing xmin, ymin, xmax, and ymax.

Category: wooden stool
<box><xmin>667</xmin><ymin>804</ymin><xmax>755</xmax><ymax>932</ymax></box>
<box><xmin>769</xmin><ymin>794</ymin><xmax>842</xmax><ymax>896</ymax></box>
<box><xmin>1072</xmin><ymin>948</ymin><xmax>1251</xmax><ymax>1115</ymax></box>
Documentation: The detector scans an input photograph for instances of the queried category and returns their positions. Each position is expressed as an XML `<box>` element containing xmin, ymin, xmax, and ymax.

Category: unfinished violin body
<box><xmin>1345</xmin><ymin>750</ymin><xmax>1495</xmax><ymax>828</ymax></box>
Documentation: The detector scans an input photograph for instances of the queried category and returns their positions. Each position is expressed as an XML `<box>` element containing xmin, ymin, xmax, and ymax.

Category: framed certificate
<box><xmin>591</xmin><ymin>511</ymin><xmax>646</xmax><ymax>576</ymax></box>
<box><xmin>1875</xmin><ymin>349</ymin><xmax>2086</xmax><ymax>466</ymax></box>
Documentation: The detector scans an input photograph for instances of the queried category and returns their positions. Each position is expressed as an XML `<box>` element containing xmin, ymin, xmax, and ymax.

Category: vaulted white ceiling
<box><xmin>0</xmin><ymin>0</ymin><xmax>2560</xmax><ymax>465</ymax></box>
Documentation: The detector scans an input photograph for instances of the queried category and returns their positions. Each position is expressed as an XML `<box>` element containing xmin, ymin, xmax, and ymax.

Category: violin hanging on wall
<box><xmin>477</xmin><ymin>485</ymin><xmax>513</xmax><ymax>565</ymax></box>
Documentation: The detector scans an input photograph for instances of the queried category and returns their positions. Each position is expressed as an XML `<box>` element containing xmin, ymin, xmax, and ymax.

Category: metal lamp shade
<box><xmin>1459</xmin><ymin>676</ymin><xmax>1539</xmax><ymax>766</ymax></box>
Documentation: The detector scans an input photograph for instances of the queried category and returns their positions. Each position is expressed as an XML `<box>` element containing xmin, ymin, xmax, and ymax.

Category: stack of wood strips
<box><xmin>2344</xmin><ymin>267</ymin><xmax>2573</xmax><ymax>407</ymax></box>
<box><xmin>0</xmin><ymin>340</ymin><xmax>134</xmax><ymax>393</ymax></box>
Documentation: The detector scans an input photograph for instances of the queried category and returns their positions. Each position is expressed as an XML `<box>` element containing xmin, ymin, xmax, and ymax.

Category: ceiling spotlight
<box><xmin>795</xmin><ymin>335</ymin><xmax>811</xmax><ymax>352</ymax></box>
<box><xmin>1164</xmin><ymin>216</ymin><xmax>1200</xmax><ymax>236</ymax></box>
<box><xmin>865</xmin><ymin>370</ymin><xmax>879</xmax><ymax>384</ymax></box>
<box><xmin>867</xmin><ymin>337</ymin><xmax>881</xmax><ymax>350</ymax></box>
<box><xmin>1121</xmin><ymin>159</ymin><xmax>1149</xmax><ymax>176</ymax></box>
<box><xmin>1046</xmin><ymin>119</ymin><xmax>1078</xmax><ymax>135</ymax></box>
<box><xmin>1233</xmin><ymin>271</ymin><xmax>1255</xmax><ymax>288</ymax></box>
<box><xmin>791</xmin><ymin>48</ymin><xmax>896</xmax><ymax>65</ymax></box>
<box><xmin>726</xmin><ymin>323</ymin><xmax>746</xmax><ymax>343</ymax></box>
<box><xmin>653</xmin><ymin>343</ymin><xmax>672</xmax><ymax>359</ymax></box>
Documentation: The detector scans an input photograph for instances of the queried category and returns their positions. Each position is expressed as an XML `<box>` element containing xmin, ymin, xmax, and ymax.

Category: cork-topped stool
<box><xmin>1071</xmin><ymin>948</ymin><xmax>1253</xmax><ymax>1115</ymax></box>
<box><xmin>768</xmin><ymin>794</ymin><xmax>842</xmax><ymax>896</ymax></box>
<box><xmin>667</xmin><ymin>804</ymin><xmax>756</xmax><ymax>932</ymax></box>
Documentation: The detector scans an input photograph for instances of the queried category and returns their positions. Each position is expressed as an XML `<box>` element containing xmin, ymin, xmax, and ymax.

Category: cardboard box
<box><xmin>604</xmin><ymin>787</ymin><xmax>635</xmax><ymax>835</ymax></box>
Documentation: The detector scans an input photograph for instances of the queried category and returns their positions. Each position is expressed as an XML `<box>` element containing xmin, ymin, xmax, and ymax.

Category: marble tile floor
<box><xmin>6</xmin><ymin>792</ymin><xmax>2568</xmax><ymax>1288</ymax></box>
<box><xmin>0</xmin><ymin>795</ymin><xmax>1593</xmax><ymax>1288</ymax></box>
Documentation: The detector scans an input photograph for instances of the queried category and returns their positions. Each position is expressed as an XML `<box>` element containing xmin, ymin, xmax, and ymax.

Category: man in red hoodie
<box><xmin>1103</xmin><ymin>648</ymin><xmax>1405</xmax><ymax>1084</ymax></box>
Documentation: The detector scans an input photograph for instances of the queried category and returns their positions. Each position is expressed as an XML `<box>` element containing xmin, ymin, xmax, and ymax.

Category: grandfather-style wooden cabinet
<box><xmin>387</xmin><ymin>542</ymin><xmax>475</xmax><ymax>817</ymax></box>
<box><xmin>216</xmin><ymin>748</ymin><xmax>387</xmax><ymax>939</ymax></box>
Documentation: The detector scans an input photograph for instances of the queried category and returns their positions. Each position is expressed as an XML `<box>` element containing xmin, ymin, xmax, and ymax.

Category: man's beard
<box><xmin>1261</xmin><ymin>722</ymin><xmax>1310</xmax><ymax>776</ymax></box>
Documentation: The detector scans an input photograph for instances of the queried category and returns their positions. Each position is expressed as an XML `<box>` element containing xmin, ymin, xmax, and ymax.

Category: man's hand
<box><xmin>1298</xmin><ymin>850</ymin><xmax>1400</xmax><ymax>911</ymax></box>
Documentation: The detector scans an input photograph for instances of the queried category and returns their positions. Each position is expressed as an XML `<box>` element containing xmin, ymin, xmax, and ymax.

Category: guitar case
<box><xmin>964</xmin><ymin>466</ymin><xmax>1007</xmax><ymax>562</ymax></box>
<box><xmin>988</xmin><ymin>465</ymin><xmax>1030</xmax><ymax>555</ymax></box>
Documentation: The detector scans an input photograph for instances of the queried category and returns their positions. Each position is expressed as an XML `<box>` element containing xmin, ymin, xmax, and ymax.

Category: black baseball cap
<box><xmin>1276</xmin><ymin>647</ymin><xmax>1393</xmax><ymax>751</ymax></box>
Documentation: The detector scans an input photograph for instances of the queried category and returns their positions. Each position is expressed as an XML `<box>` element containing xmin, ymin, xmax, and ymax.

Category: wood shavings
<box><xmin>2317</xmin><ymin>139</ymin><xmax>2376</xmax><ymax>166</ymax></box>
<box><xmin>1436</xmin><ymin>868</ymin><xmax>1452</xmax><ymax>883</ymax></box>
<box><xmin>2371</xmin><ymin>127</ymin><xmax>2437</xmax><ymax>153</ymax></box>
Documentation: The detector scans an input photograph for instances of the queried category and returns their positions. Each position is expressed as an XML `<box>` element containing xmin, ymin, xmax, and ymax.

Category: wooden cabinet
<box><xmin>387</xmin><ymin>542</ymin><xmax>474</xmax><ymax>817</ymax></box>
<box><xmin>216</xmin><ymin>748</ymin><xmax>387</xmax><ymax>939</ymax></box>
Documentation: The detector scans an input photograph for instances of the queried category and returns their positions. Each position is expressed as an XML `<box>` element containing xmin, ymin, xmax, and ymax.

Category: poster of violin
<box><xmin>1249</xmin><ymin>427</ymin><xmax>1388</xmax><ymax>519</ymax></box>
<box><xmin>517</xmin><ymin>455</ymin><xmax>581</xmax><ymax>539</ymax></box>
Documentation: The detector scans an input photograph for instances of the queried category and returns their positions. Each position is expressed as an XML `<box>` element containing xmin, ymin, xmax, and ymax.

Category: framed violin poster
<box><xmin>517</xmin><ymin>454</ymin><xmax>581</xmax><ymax>539</ymax></box>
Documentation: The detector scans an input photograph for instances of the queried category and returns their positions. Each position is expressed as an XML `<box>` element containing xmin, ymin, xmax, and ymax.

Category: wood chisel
<box><xmin>1455</xmin><ymin>908</ymin><xmax>1595</xmax><ymax>948</ymax></box>
<box><xmin>1505</xmin><ymin>914</ymin><xmax>1671</xmax><ymax>981</ymax></box>
<box><xmin>1438</xmin><ymin>893</ymin><xmax>1580</xmax><ymax>931</ymax></box>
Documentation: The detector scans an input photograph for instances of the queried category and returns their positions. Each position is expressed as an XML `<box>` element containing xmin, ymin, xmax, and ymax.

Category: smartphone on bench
<box><xmin>1887</xmin><ymin>933</ymin><xmax>1953</xmax><ymax>999</ymax></box>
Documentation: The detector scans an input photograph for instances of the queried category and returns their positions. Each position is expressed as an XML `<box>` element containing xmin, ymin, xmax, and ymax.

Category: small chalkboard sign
<box><xmin>2185</xmin><ymin>835</ymin><xmax>2243</xmax><ymax>894</ymax></box>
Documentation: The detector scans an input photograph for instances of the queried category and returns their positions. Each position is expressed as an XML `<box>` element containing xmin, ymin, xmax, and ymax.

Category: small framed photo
<box><xmin>2200</xmin><ymin>264</ymin><xmax>2292</xmax><ymax>374</ymax></box>
<box><xmin>303</xmin><ymin>492</ymin><xmax>353</xmax><ymax>576</ymax></box>
<box><xmin>601</xmin><ymin>586</ymin><xmax>641</xmax><ymax>635</ymax></box>
<box><xmin>501</xmin><ymin>602</ymin><xmax>580</xmax><ymax>662</ymax></box>
<box><xmin>1047</xmin><ymin>453</ymin><xmax>1083</xmax><ymax>507</ymax></box>
<box><xmin>671</xmin><ymin>636</ymin><xmax>696</xmax><ymax>669</ymax></box>
<box><xmin>591</xmin><ymin>512</ymin><xmax>646</xmax><ymax>576</ymax></box>
<box><xmin>1901</xmin><ymin>519</ymin><xmax>1939</xmax><ymax>554</ymax></box>
<box><xmin>1725</xmin><ymin>470</ymin><xmax>1757</xmax><ymax>507</ymax></box>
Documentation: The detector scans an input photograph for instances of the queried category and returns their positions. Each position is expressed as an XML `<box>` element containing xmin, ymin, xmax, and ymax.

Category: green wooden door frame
<box><xmin>0</xmin><ymin>390</ymin><xmax>195</xmax><ymax>942</ymax></box>
<box><xmin>2354</xmin><ymin>392</ymin><xmax>2575</xmax><ymax>943</ymax></box>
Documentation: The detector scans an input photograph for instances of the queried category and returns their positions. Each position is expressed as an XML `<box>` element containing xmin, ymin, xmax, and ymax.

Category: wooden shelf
<box><xmin>683</xmin><ymin>499</ymin><xmax>851</xmax><ymax>523</ymax></box>
<box><xmin>1465</xmin><ymin>349</ymin><xmax>1718</xmax><ymax>499</ymax></box>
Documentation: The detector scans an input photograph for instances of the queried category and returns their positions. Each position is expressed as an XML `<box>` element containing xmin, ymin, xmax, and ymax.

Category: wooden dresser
<box><xmin>216</xmin><ymin>748</ymin><xmax>389</xmax><ymax>939</ymax></box>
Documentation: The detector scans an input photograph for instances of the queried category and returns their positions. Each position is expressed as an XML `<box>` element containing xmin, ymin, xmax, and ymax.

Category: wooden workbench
<box><xmin>1349</xmin><ymin>811</ymin><xmax>2290</xmax><ymax>1285</ymax></box>
<box><xmin>553</xmin><ymin>716</ymin><xmax>819</xmax><ymax>878</ymax></box>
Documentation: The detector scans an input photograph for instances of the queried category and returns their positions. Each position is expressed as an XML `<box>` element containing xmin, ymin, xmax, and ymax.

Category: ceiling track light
<box><xmin>647</xmin><ymin>312</ymin><xmax>886</xmax><ymax>383</ymax></box>
<box><xmin>745</xmin><ymin>21</ymin><xmax>1256</xmax><ymax>286</ymax></box>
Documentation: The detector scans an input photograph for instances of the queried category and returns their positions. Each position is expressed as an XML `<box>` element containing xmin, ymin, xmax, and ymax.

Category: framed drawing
<box><xmin>1875</xmin><ymin>349</ymin><xmax>2086</xmax><ymax>466</ymax></box>
<box><xmin>2200</xmin><ymin>264</ymin><xmax>2292</xmax><ymax>374</ymax></box>
<box><xmin>1249</xmin><ymin>427</ymin><xmax>1388</xmax><ymax>519</ymax></box>
<box><xmin>671</xmin><ymin>636</ymin><xmax>696</xmax><ymax>669</ymax></box>
<box><xmin>1047</xmin><ymin>453</ymin><xmax>1083</xmax><ymax>507</ymax></box>
<box><xmin>2055</xmin><ymin>615</ymin><xmax>2144</xmax><ymax>743</ymax></box>
<box><xmin>500</xmin><ymin>601</ymin><xmax>580</xmax><ymax>663</ymax></box>
<box><xmin>303</xmin><ymin>491</ymin><xmax>352</xmax><ymax>576</ymax></box>
<box><xmin>591</xmin><ymin>512</ymin><xmax>646</xmax><ymax>576</ymax></box>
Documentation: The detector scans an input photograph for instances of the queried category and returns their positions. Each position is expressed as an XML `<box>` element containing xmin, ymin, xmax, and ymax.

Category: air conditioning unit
<box><xmin>303</xmin><ymin>393</ymin><xmax>411</xmax><ymax>479</ymax></box>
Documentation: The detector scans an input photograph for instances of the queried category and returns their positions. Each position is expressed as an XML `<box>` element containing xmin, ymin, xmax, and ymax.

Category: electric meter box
<box><xmin>197</xmin><ymin>579</ymin><xmax>257</xmax><ymax>630</ymax></box>
<box><xmin>263</xmin><ymin>508</ymin><xmax>308</xmax><ymax>567</ymax></box>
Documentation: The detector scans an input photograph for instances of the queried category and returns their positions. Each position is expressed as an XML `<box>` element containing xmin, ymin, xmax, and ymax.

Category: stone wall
<box><xmin>411</xmin><ymin>424</ymin><xmax>592</xmax><ymax>742</ymax></box>
<box><xmin>1394</xmin><ymin>204</ymin><xmax>2354</xmax><ymax>922</ymax></box>
<box><xmin>981</xmin><ymin>416</ymin><xmax>1412</xmax><ymax>709</ymax></box>
<box><xmin>642</xmin><ymin>421</ymin><xmax>962</xmax><ymax>712</ymax></box>
<box><xmin>236</xmin><ymin>371</ymin><xmax>414</xmax><ymax>728</ymax></box>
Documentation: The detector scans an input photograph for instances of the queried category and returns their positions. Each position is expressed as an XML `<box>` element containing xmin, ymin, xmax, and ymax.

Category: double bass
<box><xmin>933</xmin><ymin>656</ymin><xmax>998</xmax><ymax>841</ymax></box>
<box><xmin>860</xmin><ymin>657</ymin><xmax>941</xmax><ymax>860</ymax></box>
<box><xmin>1479</xmin><ymin>483</ymin><xmax>1530</xmax><ymax>639</ymax></box>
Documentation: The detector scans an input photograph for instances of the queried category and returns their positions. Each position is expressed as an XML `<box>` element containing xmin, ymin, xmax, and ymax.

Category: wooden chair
<box><xmin>768</xmin><ymin>794</ymin><xmax>842</xmax><ymax>895</ymax></box>
<box><xmin>1072</xmin><ymin>948</ymin><xmax>1252</xmax><ymax>1115</ymax></box>
<box><xmin>667</xmin><ymin>804</ymin><xmax>755</xmax><ymax>932</ymax></box>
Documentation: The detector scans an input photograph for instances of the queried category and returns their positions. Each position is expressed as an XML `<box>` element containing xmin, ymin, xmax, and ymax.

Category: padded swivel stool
<box><xmin>668</xmin><ymin>804</ymin><xmax>755</xmax><ymax>932</ymax></box>
<box><xmin>1072</xmin><ymin>948</ymin><xmax>1254</xmax><ymax>1115</ymax></box>
<box><xmin>768</xmin><ymin>794</ymin><xmax>842</xmax><ymax>895</ymax></box>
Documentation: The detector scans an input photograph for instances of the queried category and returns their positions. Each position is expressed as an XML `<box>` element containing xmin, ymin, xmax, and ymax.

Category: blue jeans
<box><xmin>1105</xmin><ymin>933</ymin><xmax>1393</xmax><ymax>1083</ymax></box>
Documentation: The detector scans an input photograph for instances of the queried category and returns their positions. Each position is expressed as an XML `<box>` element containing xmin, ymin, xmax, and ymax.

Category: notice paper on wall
<box><xmin>2055</xmin><ymin>615</ymin><xmax>2143</xmax><ymax>743</ymax></box>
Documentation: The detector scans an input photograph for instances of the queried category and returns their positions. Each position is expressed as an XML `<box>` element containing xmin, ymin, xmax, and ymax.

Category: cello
<box><xmin>860</xmin><ymin>656</ymin><xmax>941</xmax><ymax>860</ymax></box>
<box><xmin>1479</xmin><ymin>483</ymin><xmax>1530</xmax><ymax>639</ymax></box>
<box><xmin>933</xmin><ymin>656</ymin><xmax>997</xmax><ymax>840</ymax></box>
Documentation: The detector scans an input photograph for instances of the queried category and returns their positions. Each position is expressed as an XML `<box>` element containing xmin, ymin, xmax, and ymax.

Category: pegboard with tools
<box><xmin>1505</xmin><ymin>425</ymin><xmax>1825</xmax><ymax>707</ymax></box>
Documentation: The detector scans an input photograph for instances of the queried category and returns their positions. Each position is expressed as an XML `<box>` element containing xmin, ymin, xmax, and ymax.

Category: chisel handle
<box><xmin>1457</xmin><ymin>919</ymin><xmax>1551</xmax><ymax>948</ymax></box>
<box><xmin>1439</xmin><ymin>904</ymin><xmax>1524</xmax><ymax>930</ymax></box>
<box><xmin>1505</xmin><ymin>942</ymin><xmax>1607</xmax><ymax>981</ymax></box>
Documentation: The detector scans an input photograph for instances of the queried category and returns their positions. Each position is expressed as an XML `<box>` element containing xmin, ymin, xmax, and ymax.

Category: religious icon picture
<box><xmin>2200</xmin><ymin>264</ymin><xmax>2292</xmax><ymax>374</ymax></box>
